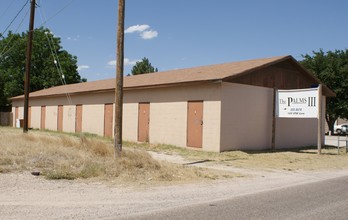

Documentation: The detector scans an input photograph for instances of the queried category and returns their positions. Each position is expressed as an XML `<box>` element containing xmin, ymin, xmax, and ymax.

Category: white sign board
<box><xmin>276</xmin><ymin>87</ymin><xmax>319</xmax><ymax>118</ymax></box>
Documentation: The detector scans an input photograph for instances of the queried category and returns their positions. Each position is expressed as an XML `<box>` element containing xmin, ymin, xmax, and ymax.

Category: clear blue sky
<box><xmin>1</xmin><ymin>0</ymin><xmax>348</xmax><ymax>82</ymax></box>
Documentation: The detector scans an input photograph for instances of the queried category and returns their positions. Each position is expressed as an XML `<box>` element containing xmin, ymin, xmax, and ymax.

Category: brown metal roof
<box><xmin>11</xmin><ymin>55</ymin><xmax>334</xmax><ymax>100</ymax></box>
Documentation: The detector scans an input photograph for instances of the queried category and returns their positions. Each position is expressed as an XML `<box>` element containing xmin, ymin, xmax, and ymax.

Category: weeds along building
<box><xmin>11</xmin><ymin>56</ymin><xmax>334</xmax><ymax>152</ymax></box>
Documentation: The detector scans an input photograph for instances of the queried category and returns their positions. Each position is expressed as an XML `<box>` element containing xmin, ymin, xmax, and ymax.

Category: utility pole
<box><xmin>114</xmin><ymin>0</ymin><xmax>125</xmax><ymax>156</ymax></box>
<box><xmin>23</xmin><ymin>0</ymin><xmax>36</xmax><ymax>133</ymax></box>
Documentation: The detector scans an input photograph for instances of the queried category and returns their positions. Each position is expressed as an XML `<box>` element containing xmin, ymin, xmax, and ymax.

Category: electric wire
<box><xmin>39</xmin><ymin>0</ymin><xmax>76</xmax><ymax>27</ymax></box>
<box><xmin>0</xmin><ymin>0</ymin><xmax>19</xmax><ymax>22</ymax></box>
<box><xmin>1</xmin><ymin>0</ymin><xmax>29</xmax><ymax>38</ymax></box>
<box><xmin>0</xmin><ymin>6</ymin><xmax>30</xmax><ymax>58</ymax></box>
<box><xmin>38</xmin><ymin>3</ymin><xmax>73</xmax><ymax>105</ymax></box>
<box><xmin>44</xmin><ymin>30</ymin><xmax>73</xmax><ymax>105</ymax></box>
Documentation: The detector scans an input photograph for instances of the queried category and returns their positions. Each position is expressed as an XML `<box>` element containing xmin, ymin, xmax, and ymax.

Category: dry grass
<box><xmin>2</xmin><ymin>126</ymin><xmax>345</xmax><ymax>184</ymax></box>
<box><xmin>127</xmin><ymin>140</ymin><xmax>348</xmax><ymax>172</ymax></box>
<box><xmin>0</xmin><ymin>127</ymin><xmax>235</xmax><ymax>184</ymax></box>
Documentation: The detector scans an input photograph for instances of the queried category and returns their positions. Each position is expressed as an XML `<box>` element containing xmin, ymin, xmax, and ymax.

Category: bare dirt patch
<box><xmin>130</xmin><ymin>141</ymin><xmax>348</xmax><ymax>173</ymax></box>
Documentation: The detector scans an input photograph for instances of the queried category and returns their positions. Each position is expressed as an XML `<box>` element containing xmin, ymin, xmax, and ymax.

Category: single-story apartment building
<box><xmin>11</xmin><ymin>55</ymin><xmax>335</xmax><ymax>152</ymax></box>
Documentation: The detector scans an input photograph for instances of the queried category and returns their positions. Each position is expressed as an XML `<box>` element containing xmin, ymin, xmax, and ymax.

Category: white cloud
<box><xmin>124</xmin><ymin>58</ymin><xmax>139</xmax><ymax>65</ymax></box>
<box><xmin>140</xmin><ymin>30</ymin><xmax>158</xmax><ymax>40</ymax></box>
<box><xmin>125</xmin><ymin>24</ymin><xmax>150</xmax><ymax>33</ymax></box>
<box><xmin>45</xmin><ymin>31</ymin><xmax>61</xmax><ymax>38</ymax></box>
<box><xmin>107</xmin><ymin>60</ymin><xmax>116</xmax><ymax>66</ymax></box>
<box><xmin>107</xmin><ymin>58</ymin><xmax>139</xmax><ymax>68</ymax></box>
<box><xmin>77</xmin><ymin>65</ymin><xmax>90</xmax><ymax>71</ymax></box>
<box><xmin>125</xmin><ymin>24</ymin><xmax>158</xmax><ymax>40</ymax></box>
<box><xmin>67</xmin><ymin>35</ymin><xmax>80</xmax><ymax>41</ymax></box>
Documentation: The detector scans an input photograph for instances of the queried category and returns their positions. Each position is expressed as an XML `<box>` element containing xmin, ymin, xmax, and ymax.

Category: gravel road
<box><xmin>2</xmin><ymin>165</ymin><xmax>348</xmax><ymax>220</ymax></box>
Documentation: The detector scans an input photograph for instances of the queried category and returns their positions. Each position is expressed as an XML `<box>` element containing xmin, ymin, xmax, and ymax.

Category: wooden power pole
<box><xmin>23</xmin><ymin>0</ymin><xmax>36</xmax><ymax>133</ymax></box>
<box><xmin>114</xmin><ymin>0</ymin><xmax>125</xmax><ymax>156</ymax></box>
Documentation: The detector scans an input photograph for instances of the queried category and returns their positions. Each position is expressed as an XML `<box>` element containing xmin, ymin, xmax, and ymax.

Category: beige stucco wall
<box><xmin>82</xmin><ymin>104</ymin><xmax>104</xmax><ymax>136</ymax></box>
<box><xmin>11</xmin><ymin>92</ymin><xmax>114</xmax><ymax>108</ymax></box>
<box><xmin>63</xmin><ymin>105</ymin><xmax>76</xmax><ymax>133</ymax></box>
<box><xmin>45</xmin><ymin>106</ymin><xmax>57</xmax><ymax>131</ymax></box>
<box><xmin>220</xmin><ymin>83</ymin><xmax>326</xmax><ymax>151</ymax></box>
<box><xmin>202</xmin><ymin>101</ymin><xmax>221</xmax><ymax>151</ymax></box>
<box><xmin>31</xmin><ymin>106</ymin><xmax>41</xmax><ymax>129</ymax></box>
<box><xmin>11</xmin><ymin>92</ymin><xmax>114</xmax><ymax>133</ymax></box>
<box><xmin>122</xmin><ymin>103</ymin><xmax>138</xmax><ymax>141</ymax></box>
<box><xmin>10</xmin><ymin>82</ymin><xmax>327</xmax><ymax>152</ymax></box>
<box><xmin>11</xmin><ymin>83</ymin><xmax>222</xmax><ymax>151</ymax></box>
<box><xmin>149</xmin><ymin>102</ymin><xmax>187</xmax><ymax>147</ymax></box>
<box><xmin>124</xmin><ymin>83</ymin><xmax>221</xmax><ymax>151</ymax></box>
<box><xmin>123</xmin><ymin>96</ymin><xmax>221</xmax><ymax>151</ymax></box>
<box><xmin>220</xmin><ymin>83</ymin><xmax>273</xmax><ymax>151</ymax></box>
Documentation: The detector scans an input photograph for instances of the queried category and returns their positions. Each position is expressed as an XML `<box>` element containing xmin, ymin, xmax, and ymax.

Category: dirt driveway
<box><xmin>2</xmin><ymin>154</ymin><xmax>348</xmax><ymax>220</ymax></box>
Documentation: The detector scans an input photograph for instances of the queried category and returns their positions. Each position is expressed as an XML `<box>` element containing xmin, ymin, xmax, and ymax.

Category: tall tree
<box><xmin>0</xmin><ymin>27</ymin><xmax>86</xmax><ymax>108</ymax></box>
<box><xmin>301</xmin><ymin>49</ymin><xmax>348</xmax><ymax>133</ymax></box>
<box><xmin>131</xmin><ymin>57</ymin><xmax>158</xmax><ymax>75</ymax></box>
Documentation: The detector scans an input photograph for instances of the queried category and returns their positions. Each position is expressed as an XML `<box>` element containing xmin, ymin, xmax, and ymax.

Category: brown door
<box><xmin>28</xmin><ymin>106</ymin><xmax>31</xmax><ymax>128</ymax></box>
<box><xmin>57</xmin><ymin>105</ymin><xmax>63</xmax><ymax>132</ymax></box>
<box><xmin>75</xmin><ymin>105</ymin><xmax>82</xmax><ymax>133</ymax></box>
<box><xmin>187</xmin><ymin>101</ymin><xmax>203</xmax><ymax>148</ymax></box>
<box><xmin>104</xmin><ymin>104</ymin><xmax>113</xmax><ymax>137</ymax></box>
<box><xmin>41</xmin><ymin>106</ymin><xmax>46</xmax><ymax>129</ymax></box>
<box><xmin>138</xmin><ymin>103</ymin><xmax>150</xmax><ymax>142</ymax></box>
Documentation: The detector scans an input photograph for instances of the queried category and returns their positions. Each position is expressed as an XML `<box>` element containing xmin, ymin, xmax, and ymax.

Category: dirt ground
<box><xmin>1</xmin><ymin>150</ymin><xmax>348</xmax><ymax>220</ymax></box>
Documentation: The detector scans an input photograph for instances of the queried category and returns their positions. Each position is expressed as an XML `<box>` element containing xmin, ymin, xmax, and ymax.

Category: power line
<box><xmin>45</xmin><ymin>31</ymin><xmax>73</xmax><ymax>104</ymax></box>
<box><xmin>0</xmin><ymin>6</ymin><xmax>30</xmax><ymax>58</ymax></box>
<box><xmin>39</xmin><ymin>0</ymin><xmax>76</xmax><ymax>27</ymax></box>
<box><xmin>1</xmin><ymin>0</ymin><xmax>29</xmax><ymax>38</ymax></box>
<box><xmin>38</xmin><ymin>4</ymin><xmax>73</xmax><ymax>105</ymax></box>
<box><xmin>0</xmin><ymin>0</ymin><xmax>19</xmax><ymax>21</ymax></box>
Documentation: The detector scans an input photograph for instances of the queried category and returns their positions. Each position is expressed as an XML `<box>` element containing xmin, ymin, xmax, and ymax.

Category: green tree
<box><xmin>131</xmin><ymin>57</ymin><xmax>158</xmax><ymax>75</ymax></box>
<box><xmin>0</xmin><ymin>27</ymin><xmax>86</xmax><ymax>108</ymax></box>
<box><xmin>301</xmin><ymin>49</ymin><xmax>348</xmax><ymax>133</ymax></box>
